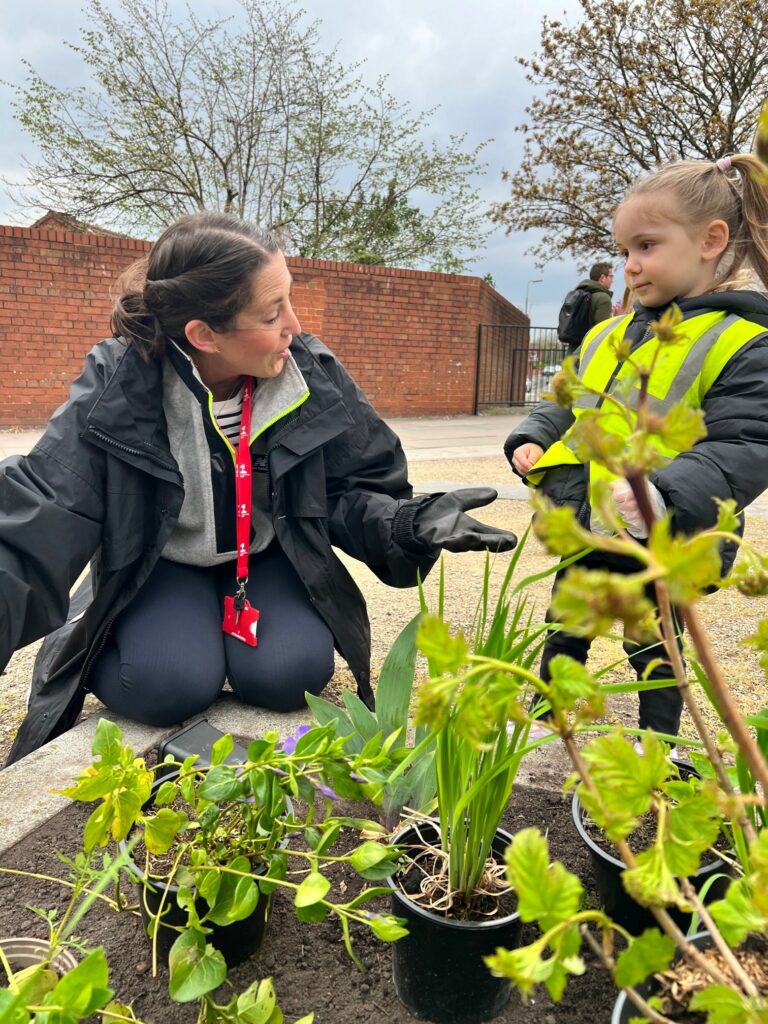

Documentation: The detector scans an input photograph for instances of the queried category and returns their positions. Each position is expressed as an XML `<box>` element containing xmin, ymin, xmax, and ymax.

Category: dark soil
<box><xmin>0</xmin><ymin>784</ymin><xmax>619</xmax><ymax>1024</ymax></box>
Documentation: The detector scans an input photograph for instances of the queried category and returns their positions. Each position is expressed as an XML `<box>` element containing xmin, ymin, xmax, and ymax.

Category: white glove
<box><xmin>612</xmin><ymin>480</ymin><xmax>666</xmax><ymax>539</ymax></box>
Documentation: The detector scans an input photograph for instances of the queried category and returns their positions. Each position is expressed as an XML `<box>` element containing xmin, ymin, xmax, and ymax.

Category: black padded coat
<box><xmin>1</xmin><ymin>332</ymin><xmax>437</xmax><ymax>765</ymax></box>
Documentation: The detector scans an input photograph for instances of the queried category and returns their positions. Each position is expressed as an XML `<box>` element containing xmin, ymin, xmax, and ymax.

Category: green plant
<box><xmin>397</xmin><ymin>533</ymin><xmax>569</xmax><ymax>913</ymax></box>
<box><xmin>58</xmin><ymin>718</ymin><xmax>407</xmax><ymax>1008</ymax></box>
<box><xmin>306</xmin><ymin>605</ymin><xmax>436</xmax><ymax>828</ymax></box>
<box><xmin>480</xmin><ymin>307</ymin><xmax>768</xmax><ymax>1021</ymax></box>
<box><xmin>0</xmin><ymin>845</ymin><xmax>145</xmax><ymax>1023</ymax></box>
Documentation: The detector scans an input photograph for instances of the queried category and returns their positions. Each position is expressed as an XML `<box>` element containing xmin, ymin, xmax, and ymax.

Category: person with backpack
<box><xmin>558</xmin><ymin>262</ymin><xmax>614</xmax><ymax>352</ymax></box>
<box><xmin>506</xmin><ymin>153</ymin><xmax>768</xmax><ymax>746</ymax></box>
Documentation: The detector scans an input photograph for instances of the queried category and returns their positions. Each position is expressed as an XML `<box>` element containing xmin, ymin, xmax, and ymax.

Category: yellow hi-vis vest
<box><xmin>526</xmin><ymin>310</ymin><xmax>767</xmax><ymax>504</ymax></box>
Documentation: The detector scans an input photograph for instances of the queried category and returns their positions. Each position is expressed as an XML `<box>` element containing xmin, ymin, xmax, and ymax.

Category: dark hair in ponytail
<box><xmin>111</xmin><ymin>212</ymin><xmax>280</xmax><ymax>359</ymax></box>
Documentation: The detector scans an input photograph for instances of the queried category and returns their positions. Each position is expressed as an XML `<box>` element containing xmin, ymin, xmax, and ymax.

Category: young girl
<box><xmin>505</xmin><ymin>154</ymin><xmax>768</xmax><ymax>741</ymax></box>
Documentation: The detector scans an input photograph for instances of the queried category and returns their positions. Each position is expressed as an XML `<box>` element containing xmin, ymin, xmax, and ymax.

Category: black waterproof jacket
<box><xmin>504</xmin><ymin>291</ymin><xmax>768</xmax><ymax>559</ymax></box>
<box><xmin>2</xmin><ymin>332</ymin><xmax>437</xmax><ymax>765</ymax></box>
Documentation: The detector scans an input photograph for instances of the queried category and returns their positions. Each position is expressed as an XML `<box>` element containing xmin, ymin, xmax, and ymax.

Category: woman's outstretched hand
<box><xmin>412</xmin><ymin>487</ymin><xmax>518</xmax><ymax>553</ymax></box>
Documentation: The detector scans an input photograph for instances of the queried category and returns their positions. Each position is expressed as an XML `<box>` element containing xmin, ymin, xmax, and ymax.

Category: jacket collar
<box><xmin>85</xmin><ymin>333</ymin><xmax>355</xmax><ymax>471</ymax></box>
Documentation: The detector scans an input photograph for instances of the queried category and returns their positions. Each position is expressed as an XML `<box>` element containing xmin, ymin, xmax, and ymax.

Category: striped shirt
<box><xmin>212</xmin><ymin>387</ymin><xmax>244</xmax><ymax>446</ymax></box>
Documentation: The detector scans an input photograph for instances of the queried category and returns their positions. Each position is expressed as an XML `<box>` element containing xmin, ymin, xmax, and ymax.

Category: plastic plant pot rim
<box><xmin>118</xmin><ymin>771</ymin><xmax>293</xmax><ymax>894</ymax></box>
<box><xmin>570</xmin><ymin>759</ymin><xmax>728</xmax><ymax>877</ymax></box>
<box><xmin>0</xmin><ymin>937</ymin><xmax>79</xmax><ymax>976</ymax></box>
<box><xmin>384</xmin><ymin>817</ymin><xmax>520</xmax><ymax>932</ymax></box>
<box><xmin>610</xmin><ymin>930</ymin><xmax>710</xmax><ymax>1024</ymax></box>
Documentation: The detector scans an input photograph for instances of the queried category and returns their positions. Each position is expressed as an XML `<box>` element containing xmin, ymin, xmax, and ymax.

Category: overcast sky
<box><xmin>0</xmin><ymin>0</ymin><xmax>599</xmax><ymax>325</ymax></box>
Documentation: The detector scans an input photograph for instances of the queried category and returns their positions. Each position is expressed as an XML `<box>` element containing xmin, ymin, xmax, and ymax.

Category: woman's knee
<box><xmin>90</xmin><ymin>641</ymin><xmax>225</xmax><ymax>726</ymax></box>
<box><xmin>229</xmin><ymin>643</ymin><xmax>335</xmax><ymax>712</ymax></box>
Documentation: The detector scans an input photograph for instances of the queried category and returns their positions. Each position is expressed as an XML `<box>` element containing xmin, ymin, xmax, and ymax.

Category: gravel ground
<box><xmin>2</xmin><ymin>452</ymin><xmax>767</xmax><ymax>766</ymax></box>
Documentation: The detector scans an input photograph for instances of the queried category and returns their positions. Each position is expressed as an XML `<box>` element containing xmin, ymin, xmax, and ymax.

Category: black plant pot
<box><xmin>120</xmin><ymin>773</ymin><xmax>274</xmax><ymax>967</ymax></box>
<box><xmin>611</xmin><ymin>930</ymin><xmax>709</xmax><ymax>1023</ymax></box>
<box><xmin>572</xmin><ymin>760</ymin><xmax>731</xmax><ymax>936</ymax></box>
<box><xmin>385</xmin><ymin>819</ymin><xmax>522</xmax><ymax>1024</ymax></box>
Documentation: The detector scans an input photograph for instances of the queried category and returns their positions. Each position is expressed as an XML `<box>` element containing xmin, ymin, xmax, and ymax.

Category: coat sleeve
<box><xmin>315</xmin><ymin>353</ymin><xmax>438</xmax><ymax>588</ymax></box>
<box><xmin>503</xmin><ymin>400</ymin><xmax>575</xmax><ymax>476</ymax></box>
<box><xmin>0</xmin><ymin>357</ymin><xmax>109</xmax><ymax>672</ymax></box>
<box><xmin>650</xmin><ymin>336</ymin><xmax>768</xmax><ymax>532</ymax></box>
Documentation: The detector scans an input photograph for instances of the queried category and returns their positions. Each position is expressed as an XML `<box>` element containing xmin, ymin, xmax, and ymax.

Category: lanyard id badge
<box><xmin>222</xmin><ymin>376</ymin><xmax>260</xmax><ymax>646</ymax></box>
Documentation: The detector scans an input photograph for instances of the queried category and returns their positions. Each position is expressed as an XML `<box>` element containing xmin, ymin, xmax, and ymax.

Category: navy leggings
<box><xmin>89</xmin><ymin>545</ymin><xmax>335</xmax><ymax>726</ymax></box>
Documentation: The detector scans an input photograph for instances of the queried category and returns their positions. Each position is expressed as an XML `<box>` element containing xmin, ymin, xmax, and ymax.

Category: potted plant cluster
<box><xmin>56</xmin><ymin>716</ymin><xmax>409</xmax><ymax>1019</ymax></box>
<box><xmin>474</xmin><ymin>306</ymin><xmax>768</xmax><ymax>1021</ymax></box>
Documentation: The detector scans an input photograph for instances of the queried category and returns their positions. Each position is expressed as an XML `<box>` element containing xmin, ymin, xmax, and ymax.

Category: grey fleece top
<box><xmin>161</xmin><ymin>346</ymin><xmax>309</xmax><ymax>566</ymax></box>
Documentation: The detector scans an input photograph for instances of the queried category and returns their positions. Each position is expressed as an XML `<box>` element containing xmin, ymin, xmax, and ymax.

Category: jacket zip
<box><xmin>86</xmin><ymin>426</ymin><xmax>179</xmax><ymax>473</ymax></box>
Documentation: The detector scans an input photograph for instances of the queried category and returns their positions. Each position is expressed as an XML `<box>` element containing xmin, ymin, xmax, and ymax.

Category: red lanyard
<box><xmin>221</xmin><ymin>376</ymin><xmax>260</xmax><ymax>645</ymax></box>
<box><xmin>234</xmin><ymin>376</ymin><xmax>254</xmax><ymax>584</ymax></box>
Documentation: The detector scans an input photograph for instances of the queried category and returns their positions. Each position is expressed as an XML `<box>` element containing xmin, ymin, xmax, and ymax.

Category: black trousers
<box><xmin>89</xmin><ymin>545</ymin><xmax>335</xmax><ymax>727</ymax></box>
<box><xmin>539</xmin><ymin>550</ymin><xmax>684</xmax><ymax>737</ymax></box>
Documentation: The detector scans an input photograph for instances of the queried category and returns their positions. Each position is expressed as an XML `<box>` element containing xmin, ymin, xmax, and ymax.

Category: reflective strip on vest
<box><xmin>625</xmin><ymin>315</ymin><xmax>739</xmax><ymax>414</ymax></box>
<box><xmin>573</xmin><ymin>316</ymin><xmax>630</xmax><ymax>411</ymax></box>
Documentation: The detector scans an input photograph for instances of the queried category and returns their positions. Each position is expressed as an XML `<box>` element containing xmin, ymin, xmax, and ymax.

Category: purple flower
<box><xmin>313</xmin><ymin>780</ymin><xmax>339</xmax><ymax>801</ymax></box>
<box><xmin>280</xmin><ymin>724</ymin><xmax>312</xmax><ymax>755</ymax></box>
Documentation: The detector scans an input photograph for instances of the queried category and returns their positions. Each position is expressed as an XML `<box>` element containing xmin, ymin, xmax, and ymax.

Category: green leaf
<box><xmin>168</xmin><ymin>929</ymin><xmax>227</xmax><ymax>1002</ymax></box>
<box><xmin>349</xmin><ymin>841</ymin><xmax>392</xmax><ymax>873</ymax></box>
<box><xmin>710</xmin><ymin>877</ymin><xmax>768</xmax><ymax>947</ymax></box>
<box><xmin>504</xmin><ymin>828</ymin><xmax>584</xmax><ymax>930</ymax></box>
<box><xmin>211</xmin><ymin>733</ymin><xmax>235</xmax><ymax>766</ymax></box>
<box><xmin>152</xmin><ymin>779</ymin><xmax>179</xmax><ymax>805</ymax></box>
<box><xmin>622</xmin><ymin>845</ymin><xmax>680</xmax><ymax>908</ymax></box>
<box><xmin>375</xmin><ymin>611</ymin><xmax>421</xmax><ymax>737</ymax></box>
<box><xmin>484</xmin><ymin>940</ymin><xmax>554</xmax><ymax>998</ymax></box>
<box><xmin>197</xmin><ymin>765</ymin><xmax>244</xmax><ymax>802</ymax></box>
<box><xmin>0</xmin><ymin>989</ymin><xmax>29</xmax><ymax>1024</ymax></box>
<box><xmin>368</xmin><ymin>914</ymin><xmax>408</xmax><ymax>942</ymax></box>
<box><xmin>45</xmin><ymin>948</ymin><xmax>113</xmax><ymax>1018</ymax></box>
<box><xmin>341</xmin><ymin>691</ymin><xmax>380</xmax><ymax>746</ymax></box>
<box><xmin>416</xmin><ymin>615</ymin><xmax>468</xmax><ymax>675</ymax></box>
<box><xmin>205</xmin><ymin>856</ymin><xmax>261</xmax><ymax>926</ymax></box>
<box><xmin>689</xmin><ymin>985</ymin><xmax>752</xmax><ymax>1024</ymax></box>
<box><xmin>663</xmin><ymin>795</ymin><xmax>720</xmax><ymax>877</ymax></box>
<box><xmin>546</xmin><ymin>655</ymin><xmax>603</xmax><ymax>713</ymax></box>
<box><xmin>12</xmin><ymin>964</ymin><xmax>58</xmax><ymax>1005</ymax></box>
<box><xmin>143</xmin><ymin>809</ymin><xmax>188</xmax><ymax>855</ymax></box>
<box><xmin>651</xmin><ymin>404</ymin><xmax>706</xmax><ymax>452</ymax></box>
<box><xmin>232</xmin><ymin>976</ymin><xmax>278</xmax><ymax>1024</ymax></box>
<box><xmin>579</xmin><ymin>735</ymin><xmax>668</xmax><ymax>841</ymax></box>
<box><xmin>294</xmin><ymin>871</ymin><xmax>330</xmax><ymax>908</ymax></box>
<box><xmin>613</xmin><ymin>929</ymin><xmax>675</xmax><ymax>988</ymax></box>
<box><xmin>304</xmin><ymin>695</ymin><xmax>359</xmax><ymax>753</ymax></box>
<box><xmin>92</xmin><ymin>718</ymin><xmax>123</xmax><ymax>764</ymax></box>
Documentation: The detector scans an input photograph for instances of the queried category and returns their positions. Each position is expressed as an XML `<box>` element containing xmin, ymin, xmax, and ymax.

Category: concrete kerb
<box><xmin>0</xmin><ymin>697</ymin><xmax>309</xmax><ymax>858</ymax></box>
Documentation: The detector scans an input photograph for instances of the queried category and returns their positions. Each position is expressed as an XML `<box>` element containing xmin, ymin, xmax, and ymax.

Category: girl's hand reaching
<box><xmin>511</xmin><ymin>443</ymin><xmax>544</xmax><ymax>475</ymax></box>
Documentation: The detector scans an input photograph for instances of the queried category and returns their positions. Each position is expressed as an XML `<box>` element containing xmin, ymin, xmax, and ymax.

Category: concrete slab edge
<box><xmin>0</xmin><ymin>696</ymin><xmax>310</xmax><ymax>857</ymax></box>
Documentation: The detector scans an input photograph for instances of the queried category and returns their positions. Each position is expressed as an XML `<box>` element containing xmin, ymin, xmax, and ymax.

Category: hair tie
<box><xmin>716</xmin><ymin>155</ymin><xmax>733</xmax><ymax>172</ymax></box>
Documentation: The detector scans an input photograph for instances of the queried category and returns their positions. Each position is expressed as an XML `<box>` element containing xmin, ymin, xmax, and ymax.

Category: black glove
<box><xmin>411</xmin><ymin>487</ymin><xmax>518</xmax><ymax>553</ymax></box>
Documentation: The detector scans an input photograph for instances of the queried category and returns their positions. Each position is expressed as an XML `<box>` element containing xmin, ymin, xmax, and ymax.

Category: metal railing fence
<box><xmin>474</xmin><ymin>324</ymin><xmax>568</xmax><ymax>411</ymax></box>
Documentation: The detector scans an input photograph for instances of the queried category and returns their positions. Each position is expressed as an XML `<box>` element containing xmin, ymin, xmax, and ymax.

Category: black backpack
<box><xmin>557</xmin><ymin>287</ymin><xmax>593</xmax><ymax>350</ymax></box>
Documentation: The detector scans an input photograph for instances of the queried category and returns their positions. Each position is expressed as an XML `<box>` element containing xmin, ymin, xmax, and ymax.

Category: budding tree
<box><xmin>491</xmin><ymin>0</ymin><xmax>768</xmax><ymax>265</ymax></box>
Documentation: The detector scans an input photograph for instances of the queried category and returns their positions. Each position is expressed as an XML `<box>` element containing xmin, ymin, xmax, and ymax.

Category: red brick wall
<box><xmin>0</xmin><ymin>224</ymin><xmax>522</xmax><ymax>427</ymax></box>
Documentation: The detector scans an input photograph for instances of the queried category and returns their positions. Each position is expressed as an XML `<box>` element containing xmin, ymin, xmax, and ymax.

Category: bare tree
<box><xmin>491</xmin><ymin>0</ymin><xmax>768</xmax><ymax>265</ymax></box>
<box><xmin>8</xmin><ymin>0</ymin><xmax>490</xmax><ymax>270</ymax></box>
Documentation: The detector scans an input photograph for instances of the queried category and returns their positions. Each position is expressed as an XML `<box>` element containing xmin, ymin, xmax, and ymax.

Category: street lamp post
<box><xmin>524</xmin><ymin>278</ymin><xmax>543</xmax><ymax>317</ymax></box>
